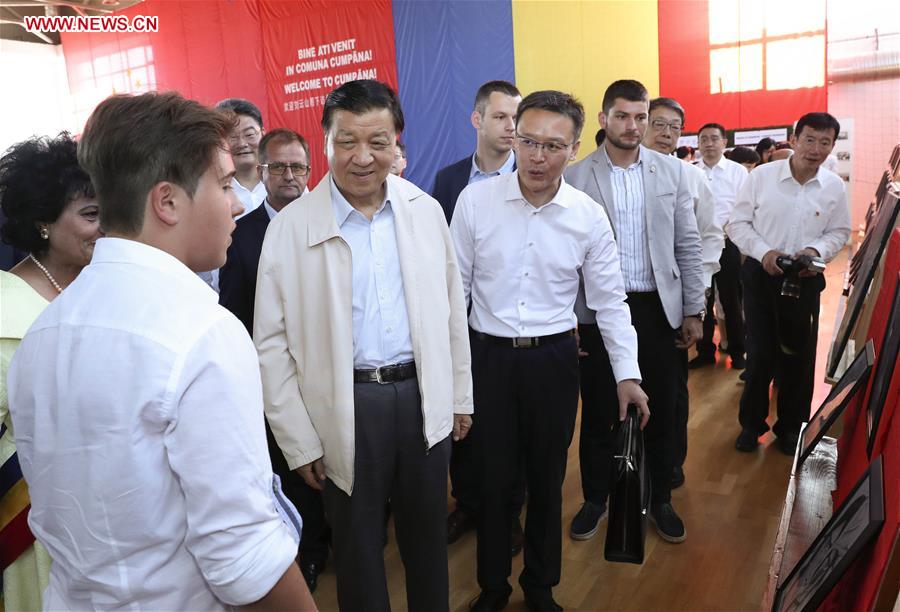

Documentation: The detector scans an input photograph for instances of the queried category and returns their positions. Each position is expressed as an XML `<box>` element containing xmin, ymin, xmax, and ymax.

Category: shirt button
<box><xmin>524</xmin><ymin>272</ymin><xmax>529</xmax><ymax>277</ymax></box>
<box><xmin>528</xmin><ymin>242</ymin><xmax>534</xmax><ymax>247</ymax></box>
<box><xmin>520</xmin><ymin>301</ymin><xmax>525</xmax><ymax>306</ymax></box>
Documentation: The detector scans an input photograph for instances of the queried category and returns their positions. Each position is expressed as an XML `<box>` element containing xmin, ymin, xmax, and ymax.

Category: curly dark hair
<box><xmin>0</xmin><ymin>133</ymin><xmax>94</xmax><ymax>254</ymax></box>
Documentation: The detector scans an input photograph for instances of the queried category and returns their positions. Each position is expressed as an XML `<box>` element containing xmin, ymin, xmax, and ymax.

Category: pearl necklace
<box><xmin>29</xmin><ymin>254</ymin><xmax>63</xmax><ymax>294</ymax></box>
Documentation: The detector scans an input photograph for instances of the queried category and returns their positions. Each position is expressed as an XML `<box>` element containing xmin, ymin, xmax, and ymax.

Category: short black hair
<box><xmin>649</xmin><ymin>97</ymin><xmax>685</xmax><ymax>124</ymax></box>
<box><xmin>322</xmin><ymin>80</ymin><xmax>404</xmax><ymax>135</ymax></box>
<box><xmin>0</xmin><ymin>133</ymin><xmax>94</xmax><ymax>254</ymax></box>
<box><xmin>676</xmin><ymin>145</ymin><xmax>694</xmax><ymax>159</ymax></box>
<box><xmin>474</xmin><ymin>80</ymin><xmax>521</xmax><ymax>114</ymax></box>
<box><xmin>516</xmin><ymin>90</ymin><xmax>585</xmax><ymax>141</ymax></box>
<box><xmin>795</xmin><ymin>112</ymin><xmax>840</xmax><ymax>141</ymax></box>
<box><xmin>258</xmin><ymin>128</ymin><xmax>310</xmax><ymax>164</ymax></box>
<box><xmin>727</xmin><ymin>146</ymin><xmax>760</xmax><ymax>165</ymax></box>
<box><xmin>595</xmin><ymin>129</ymin><xmax>606</xmax><ymax>147</ymax></box>
<box><xmin>755</xmin><ymin>137</ymin><xmax>776</xmax><ymax>156</ymax></box>
<box><xmin>698</xmin><ymin>122</ymin><xmax>726</xmax><ymax>139</ymax></box>
<box><xmin>601</xmin><ymin>79</ymin><xmax>648</xmax><ymax>114</ymax></box>
<box><xmin>216</xmin><ymin>98</ymin><xmax>264</xmax><ymax>130</ymax></box>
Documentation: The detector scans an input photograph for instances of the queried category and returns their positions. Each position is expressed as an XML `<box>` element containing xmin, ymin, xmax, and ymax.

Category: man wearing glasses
<box><xmin>218</xmin><ymin>127</ymin><xmax>328</xmax><ymax>593</ymax></box>
<box><xmin>641</xmin><ymin>97</ymin><xmax>723</xmax><ymax>490</ymax></box>
<box><xmin>565</xmin><ymin>80</ymin><xmax>704</xmax><ymax>546</ymax></box>
<box><xmin>451</xmin><ymin>90</ymin><xmax>646</xmax><ymax>611</ymax></box>
<box><xmin>691</xmin><ymin>122</ymin><xmax>749</xmax><ymax>370</ymax></box>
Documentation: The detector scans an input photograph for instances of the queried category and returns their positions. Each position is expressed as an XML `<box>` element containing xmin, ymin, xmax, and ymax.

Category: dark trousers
<box><xmin>471</xmin><ymin>330</ymin><xmax>579</xmax><ymax>595</ymax></box>
<box><xmin>579</xmin><ymin>292</ymin><xmax>679</xmax><ymax>507</ymax></box>
<box><xmin>674</xmin><ymin>347</ymin><xmax>689</xmax><ymax>467</ymax></box>
<box><xmin>266</xmin><ymin>423</ymin><xmax>329</xmax><ymax>566</ymax></box>
<box><xmin>322</xmin><ymin>378</ymin><xmax>451</xmax><ymax>612</ymax></box>
<box><xmin>698</xmin><ymin>238</ymin><xmax>745</xmax><ymax>358</ymax></box>
<box><xmin>450</xmin><ymin>423</ymin><xmax>527</xmax><ymax>518</ymax></box>
<box><xmin>738</xmin><ymin>258</ymin><xmax>823</xmax><ymax>439</ymax></box>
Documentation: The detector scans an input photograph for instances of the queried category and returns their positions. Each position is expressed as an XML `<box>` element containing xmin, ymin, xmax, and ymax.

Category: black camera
<box><xmin>775</xmin><ymin>254</ymin><xmax>826</xmax><ymax>298</ymax></box>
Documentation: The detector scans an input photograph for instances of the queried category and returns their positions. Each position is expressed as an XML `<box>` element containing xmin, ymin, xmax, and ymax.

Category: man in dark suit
<box><xmin>431</xmin><ymin>80</ymin><xmax>520</xmax><ymax>225</ymax></box>
<box><xmin>219</xmin><ymin>128</ymin><xmax>330</xmax><ymax>592</ymax></box>
<box><xmin>431</xmin><ymin>80</ymin><xmax>526</xmax><ymax>550</ymax></box>
<box><xmin>565</xmin><ymin>80</ymin><xmax>705</xmax><ymax>545</ymax></box>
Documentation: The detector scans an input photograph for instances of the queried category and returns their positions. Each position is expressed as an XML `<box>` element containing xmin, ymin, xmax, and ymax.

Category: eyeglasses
<box><xmin>260</xmin><ymin>162</ymin><xmax>310</xmax><ymax>176</ymax></box>
<box><xmin>515</xmin><ymin>134</ymin><xmax>573</xmax><ymax>155</ymax></box>
<box><xmin>228</xmin><ymin>128</ymin><xmax>261</xmax><ymax>145</ymax></box>
<box><xmin>650</xmin><ymin>119</ymin><xmax>683</xmax><ymax>133</ymax></box>
<box><xmin>699</xmin><ymin>135</ymin><xmax>723</xmax><ymax>144</ymax></box>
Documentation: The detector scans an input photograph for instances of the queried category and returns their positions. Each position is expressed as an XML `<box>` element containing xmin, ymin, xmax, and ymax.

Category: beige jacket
<box><xmin>254</xmin><ymin>173</ymin><xmax>473</xmax><ymax>495</ymax></box>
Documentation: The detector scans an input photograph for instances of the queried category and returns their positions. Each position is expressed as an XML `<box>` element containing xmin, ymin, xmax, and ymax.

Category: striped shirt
<box><xmin>604</xmin><ymin>148</ymin><xmax>656</xmax><ymax>292</ymax></box>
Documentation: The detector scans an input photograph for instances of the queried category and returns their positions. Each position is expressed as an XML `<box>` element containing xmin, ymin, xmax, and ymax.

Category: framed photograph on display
<box><xmin>866</xmin><ymin>275</ymin><xmax>900</xmax><ymax>457</ymax></box>
<box><xmin>773</xmin><ymin>456</ymin><xmax>885</xmax><ymax>612</ymax></box>
<box><xmin>798</xmin><ymin>340</ymin><xmax>875</xmax><ymax>469</ymax></box>
<box><xmin>828</xmin><ymin>188</ymin><xmax>900</xmax><ymax>379</ymax></box>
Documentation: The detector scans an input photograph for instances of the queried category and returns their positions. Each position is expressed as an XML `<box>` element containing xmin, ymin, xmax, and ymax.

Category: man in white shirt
<box><xmin>641</xmin><ymin>96</ymin><xmax>723</xmax><ymax>490</ymax></box>
<box><xmin>255</xmin><ymin>80</ymin><xmax>473</xmax><ymax>612</ymax></box>
<box><xmin>692</xmin><ymin>122</ymin><xmax>749</xmax><ymax>369</ymax></box>
<box><xmin>7</xmin><ymin>92</ymin><xmax>314</xmax><ymax>610</ymax></box>
<box><xmin>566</xmin><ymin>81</ymin><xmax>704</xmax><ymax>546</ymax></box>
<box><xmin>451</xmin><ymin>90</ymin><xmax>647</xmax><ymax>612</ymax></box>
<box><xmin>727</xmin><ymin>112</ymin><xmax>851</xmax><ymax>455</ymax></box>
<box><xmin>431</xmin><ymin>79</ymin><xmax>527</xmax><ymax>551</ymax></box>
<box><xmin>217</xmin><ymin>97</ymin><xmax>268</xmax><ymax>217</ymax></box>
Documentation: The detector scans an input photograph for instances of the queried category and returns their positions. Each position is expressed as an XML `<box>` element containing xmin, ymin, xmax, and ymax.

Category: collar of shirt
<box><xmin>505</xmin><ymin>170</ymin><xmax>572</xmax><ymax>210</ymax></box>
<box><xmin>263</xmin><ymin>198</ymin><xmax>279</xmax><ymax>220</ymax></box>
<box><xmin>601</xmin><ymin>142</ymin><xmax>643</xmax><ymax>172</ymax></box>
<box><xmin>470</xmin><ymin>150</ymin><xmax>516</xmax><ymax>181</ymax></box>
<box><xmin>777</xmin><ymin>157</ymin><xmax>823</xmax><ymax>187</ymax></box>
<box><xmin>91</xmin><ymin>237</ymin><xmax>216</xmax><ymax>301</ymax></box>
<box><xmin>330</xmin><ymin>177</ymin><xmax>392</xmax><ymax>227</ymax></box>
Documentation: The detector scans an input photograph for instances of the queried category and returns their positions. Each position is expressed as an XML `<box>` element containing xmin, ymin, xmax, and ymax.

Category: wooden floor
<box><xmin>309</xmin><ymin>253</ymin><xmax>849</xmax><ymax>612</ymax></box>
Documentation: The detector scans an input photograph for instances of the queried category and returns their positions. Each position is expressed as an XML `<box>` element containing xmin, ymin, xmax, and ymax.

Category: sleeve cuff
<box><xmin>454</xmin><ymin>402</ymin><xmax>474</xmax><ymax>415</ymax></box>
<box><xmin>805</xmin><ymin>242</ymin><xmax>827</xmax><ymax>260</ymax></box>
<box><xmin>611</xmin><ymin>360</ymin><xmax>642</xmax><ymax>385</ymax></box>
<box><xmin>285</xmin><ymin>445</ymin><xmax>324</xmax><ymax>471</ymax></box>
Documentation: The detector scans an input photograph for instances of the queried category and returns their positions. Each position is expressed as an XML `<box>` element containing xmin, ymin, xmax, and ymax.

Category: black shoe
<box><xmin>670</xmin><ymin>466</ymin><xmax>685</xmax><ymax>490</ymax></box>
<box><xmin>730</xmin><ymin>353</ymin><xmax>746</xmax><ymax>369</ymax></box>
<box><xmin>569</xmin><ymin>501</ymin><xmax>607</xmax><ymax>540</ymax></box>
<box><xmin>469</xmin><ymin>586</ymin><xmax>512</xmax><ymax>611</ymax></box>
<box><xmin>735</xmin><ymin>429</ymin><xmax>760</xmax><ymax>452</ymax></box>
<box><xmin>300</xmin><ymin>560</ymin><xmax>324</xmax><ymax>594</ymax></box>
<box><xmin>447</xmin><ymin>507</ymin><xmax>476</xmax><ymax>544</ymax></box>
<box><xmin>523</xmin><ymin>589</ymin><xmax>563</xmax><ymax>612</ymax></box>
<box><xmin>650</xmin><ymin>502</ymin><xmax>686</xmax><ymax>543</ymax></box>
<box><xmin>688</xmin><ymin>354</ymin><xmax>716</xmax><ymax>369</ymax></box>
<box><xmin>511</xmin><ymin>516</ymin><xmax>524</xmax><ymax>557</ymax></box>
<box><xmin>777</xmin><ymin>433</ymin><xmax>799</xmax><ymax>456</ymax></box>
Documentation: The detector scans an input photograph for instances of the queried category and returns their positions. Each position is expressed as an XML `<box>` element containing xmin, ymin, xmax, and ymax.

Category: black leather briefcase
<box><xmin>604</xmin><ymin>404</ymin><xmax>649</xmax><ymax>564</ymax></box>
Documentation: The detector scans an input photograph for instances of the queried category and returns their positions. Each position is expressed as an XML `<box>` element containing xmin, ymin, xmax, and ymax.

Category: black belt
<box><xmin>471</xmin><ymin>329</ymin><xmax>575</xmax><ymax>349</ymax></box>
<box><xmin>354</xmin><ymin>361</ymin><xmax>417</xmax><ymax>384</ymax></box>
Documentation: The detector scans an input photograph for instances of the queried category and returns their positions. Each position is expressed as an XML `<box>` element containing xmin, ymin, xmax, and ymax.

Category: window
<box><xmin>708</xmin><ymin>0</ymin><xmax>826</xmax><ymax>94</ymax></box>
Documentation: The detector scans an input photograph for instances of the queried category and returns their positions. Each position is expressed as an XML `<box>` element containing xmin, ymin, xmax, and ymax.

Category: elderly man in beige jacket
<box><xmin>254</xmin><ymin>80</ymin><xmax>473</xmax><ymax>612</ymax></box>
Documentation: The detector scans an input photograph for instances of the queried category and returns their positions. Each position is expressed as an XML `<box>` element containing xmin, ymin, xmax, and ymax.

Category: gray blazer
<box><xmin>565</xmin><ymin>144</ymin><xmax>705</xmax><ymax>330</ymax></box>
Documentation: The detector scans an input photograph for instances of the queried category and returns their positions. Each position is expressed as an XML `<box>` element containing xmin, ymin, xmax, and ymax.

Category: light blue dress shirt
<box><xmin>330</xmin><ymin>179</ymin><xmax>415</xmax><ymax>369</ymax></box>
<box><xmin>469</xmin><ymin>150</ymin><xmax>516</xmax><ymax>184</ymax></box>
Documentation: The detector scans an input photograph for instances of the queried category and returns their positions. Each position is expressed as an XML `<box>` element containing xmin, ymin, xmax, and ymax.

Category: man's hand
<box><xmin>295</xmin><ymin>458</ymin><xmax>326</xmax><ymax>491</ymax></box>
<box><xmin>676</xmin><ymin>316</ymin><xmax>703</xmax><ymax>349</ymax></box>
<box><xmin>453</xmin><ymin>414</ymin><xmax>472</xmax><ymax>441</ymax></box>
<box><xmin>761</xmin><ymin>249</ymin><xmax>788</xmax><ymax>276</ymax></box>
<box><xmin>795</xmin><ymin>247</ymin><xmax>822</xmax><ymax>277</ymax></box>
<box><xmin>575</xmin><ymin>328</ymin><xmax>588</xmax><ymax>357</ymax></box>
<box><xmin>616</xmin><ymin>379</ymin><xmax>650</xmax><ymax>429</ymax></box>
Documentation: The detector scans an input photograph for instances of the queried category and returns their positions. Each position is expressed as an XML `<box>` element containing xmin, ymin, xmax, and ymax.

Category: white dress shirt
<box><xmin>696</xmin><ymin>155</ymin><xmax>749</xmax><ymax>229</ymax></box>
<box><xmin>469</xmin><ymin>150</ymin><xmax>516</xmax><ymax>184</ymax></box>
<box><xmin>726</xmin><ymin>159</ymin><xmax>851</xmax><ymax>263</ymax></box>
<box><xmin>233</xmin><ymin>176</ymin><xmax>268</xmax><ymax>219</ymax></box>
<box><xmin>682</xmin><ymin>160</ymin><xmax>724</xmax><ymax>288</ymax></box>
<box><xmin>331</xmin><ymin>179</ymin><xmax>415</xmax><ymax>369</ymax></box>
<box><xmin>7</xmin><ymin>238</ymin><xmax>299</xmax><ymax>610</ymax></box>
<box><xmin>450</xmin><ymin>172</ymin><xmax>641</xmax><ymax>383</ymax></box>
<box><xmin>603</xmin><ymin>147</ymin><xmax>655</xmax><ymax>292</ymax></box>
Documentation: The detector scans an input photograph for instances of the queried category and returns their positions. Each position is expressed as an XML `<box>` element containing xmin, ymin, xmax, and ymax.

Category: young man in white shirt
<box><xmin>727</xmin><ymin>112</ymin><xmax>851</xmax><ymax>455</ymax></box>
<box><xmin>692</xmin><ymin>122</ymin><xmax>749</xmax><ymax>369</ymax></box>
<box><xmin>451</xmin><ymin>90</ymin><xmax>647</xmax><ymax>612</ymax></box>
<box><xmin>7</xmin><ymin>92</ymin><xmax>314</xmax><ymax>610</ymax></box>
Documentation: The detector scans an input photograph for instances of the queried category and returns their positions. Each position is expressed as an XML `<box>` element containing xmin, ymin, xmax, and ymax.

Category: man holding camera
<box><xmin>726</xmin><ymin>112</ymin><xmax>851</xmax><ymax>455</ymax></box>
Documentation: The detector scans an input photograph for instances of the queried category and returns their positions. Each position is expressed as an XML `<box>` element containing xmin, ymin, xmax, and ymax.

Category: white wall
<box><xmin>0</xmin><ymin>39</ymin><xmax>78</xmax><ymax>154</ymax></box>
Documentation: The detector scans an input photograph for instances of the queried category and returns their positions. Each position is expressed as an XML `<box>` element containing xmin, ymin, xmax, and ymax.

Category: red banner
<box><xmin>260</xmin><ymin>1</ymin><xmax>399</xmax><ymax>186</ymax></box>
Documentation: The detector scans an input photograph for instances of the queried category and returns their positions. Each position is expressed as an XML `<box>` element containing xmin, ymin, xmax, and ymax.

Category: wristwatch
<box><xmin>686</xmin><ymin>311</ymin><xmax>705</xmax><ymax>322</ymax></box>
